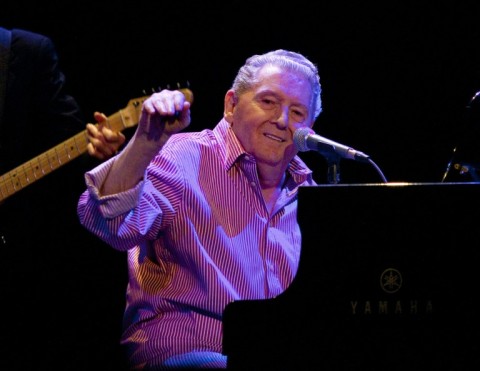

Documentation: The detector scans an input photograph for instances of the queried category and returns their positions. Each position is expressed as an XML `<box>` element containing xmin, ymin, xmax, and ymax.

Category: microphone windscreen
<box><xmin>293</xmin><ymin>127</ymin><xmax>314</xmax><ymax>152</ymax></box>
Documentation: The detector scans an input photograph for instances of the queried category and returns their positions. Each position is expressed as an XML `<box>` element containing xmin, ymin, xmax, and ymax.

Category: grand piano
<box><xmin>222</xmin><ymin>182</ymin><xmax>480</xmax><ymax>370</ymax></box>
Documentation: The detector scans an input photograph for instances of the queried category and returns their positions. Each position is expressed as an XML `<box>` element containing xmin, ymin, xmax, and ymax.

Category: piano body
<box><xmin>222</xmin><ymin>182</ymin><xmax>480</xmax><ymax>370</ymax></box>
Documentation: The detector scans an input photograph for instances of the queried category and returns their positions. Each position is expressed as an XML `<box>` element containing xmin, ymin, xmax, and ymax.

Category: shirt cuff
<box><xmin>84</xmin><ymin>157</ymin><xmax>145</xmax><ymax>219</ymax></box>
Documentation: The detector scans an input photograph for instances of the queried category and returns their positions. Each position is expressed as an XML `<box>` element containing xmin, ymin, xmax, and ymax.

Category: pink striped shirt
<box><xmin>77</xmin><ymin>118</ymin><xmax>316</xmax><ymax>367</ymax></box>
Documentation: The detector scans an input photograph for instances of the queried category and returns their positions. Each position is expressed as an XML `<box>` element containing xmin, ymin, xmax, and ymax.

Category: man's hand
<box><xmin>138</xmin><ymin>89</ymin><xmax>191</xmax><ymax>142</ymax></box>
<box><xmin>98</xmin><ymin>89</ymin><xmax>191</xmax><ymax>195</ymax></box>
<box><xmin>86</xmin><ymin>112</ymin><xmax>126</xmax><ymax>160</ymax></box>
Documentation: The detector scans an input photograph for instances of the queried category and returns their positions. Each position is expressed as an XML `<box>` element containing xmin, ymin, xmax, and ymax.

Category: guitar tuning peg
<box><xmin>166</xmin><ymin>84</ymin><xmax>171</xmax><ymax>89</ymax></box>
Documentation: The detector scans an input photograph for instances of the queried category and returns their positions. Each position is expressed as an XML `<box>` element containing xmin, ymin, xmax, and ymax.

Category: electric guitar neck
<box><xmin>0</xmin><ymin>88</ymin><xmax>193</xmax><ymax>203</ymax></box>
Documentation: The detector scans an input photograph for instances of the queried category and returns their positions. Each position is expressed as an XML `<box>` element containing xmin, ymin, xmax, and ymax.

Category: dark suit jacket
<box><xmin>0</xmin><ymin>27</ymin><xmax>89</xmax><ymax>243</ymax></box>
<box><xmin>0</xmin><ymin>28</ymin><xmax>89</xmax><ymax>366</ymax></box>
<box><xmin>0</xmin><ymin>28</ymin><xmax>85</xmax><ymax>172</ymax></box>
<box><xmin>0</xmin><ymin>27</ymin><xmax>129</xmax><ymax>371</ymax></box>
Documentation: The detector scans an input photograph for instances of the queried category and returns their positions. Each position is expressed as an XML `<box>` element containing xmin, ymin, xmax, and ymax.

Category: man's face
<box><xmin>226</xmin><ymin>65</ymin><xmax>314</xmax><ymax>170</ymax></box>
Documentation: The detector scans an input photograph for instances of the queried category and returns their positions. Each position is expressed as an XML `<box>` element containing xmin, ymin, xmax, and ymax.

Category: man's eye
<box><xmin>259</xmin><ymin>98</ymin><xmax>277</xmax><ymax>109</ymax></box>
<box><xmin>292</xmin><ymin>110</ymin><xmax>306</xmax><ymax>119</ymax></box>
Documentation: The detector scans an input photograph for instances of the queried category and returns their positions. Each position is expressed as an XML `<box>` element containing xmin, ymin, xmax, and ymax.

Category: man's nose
<box><xmin>274</xmin><ymin>105</ymin><xmax>289</xmax><ymax>128</ymax></box>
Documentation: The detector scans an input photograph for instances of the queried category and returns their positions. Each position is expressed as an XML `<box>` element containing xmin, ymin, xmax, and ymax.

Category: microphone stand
<box><xmin>325</xmin><ymin>154</ymin><xmax>341</xmax><ymax>184</ymax></box>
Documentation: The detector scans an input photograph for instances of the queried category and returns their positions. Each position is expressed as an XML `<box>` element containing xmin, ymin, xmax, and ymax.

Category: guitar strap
<box><xmin>0</xmin><ymin>27</ymin><xmax>11</xmax><ymax>138</ymax></box>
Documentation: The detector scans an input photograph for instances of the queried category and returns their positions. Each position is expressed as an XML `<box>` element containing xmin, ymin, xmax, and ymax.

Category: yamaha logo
<box><xmin>380</xmin><ymin>268</ymin><xmax>402</xmax><ymax>294</ymax></box>
<box><xmin>349</xmin><ymin>267</ymin><xmax>433</xmax><ymax>315</ymax></box>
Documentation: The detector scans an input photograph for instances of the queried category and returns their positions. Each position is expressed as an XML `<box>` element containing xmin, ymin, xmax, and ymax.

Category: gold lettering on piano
<box><xmin>350</xmin><ymin>300</ymin><xmax>433</xmax><ymax>315</ymax></box>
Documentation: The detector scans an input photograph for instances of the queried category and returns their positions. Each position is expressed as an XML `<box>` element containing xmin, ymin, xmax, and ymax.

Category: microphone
<box><xmin>293</xmin><ymin>127</ymin><xmax>370</xmax><ymax>162</ymax></box>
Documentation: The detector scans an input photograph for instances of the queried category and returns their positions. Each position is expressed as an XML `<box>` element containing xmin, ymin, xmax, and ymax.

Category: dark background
<box><xmin>4</xmin><ymin>1</ymin><xmax>480</xmax><ymax>183</ymax></box>
<box><xmin>2</xmin><ymin>1</ymin><xmax>480</xmax><ymax>369</ymax></box>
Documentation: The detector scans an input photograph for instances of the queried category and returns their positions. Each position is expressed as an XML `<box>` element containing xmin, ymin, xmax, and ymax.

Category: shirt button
<box><xmin>250</xmin><ymin>181</ymin><xmax>256</xmax><ymax>187</ymax></box>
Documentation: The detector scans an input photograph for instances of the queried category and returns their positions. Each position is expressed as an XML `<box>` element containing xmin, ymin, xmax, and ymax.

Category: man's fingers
<box><xmin>93</xmin><ymin>111</ymin><xmax>108</xmax><ymax>123</ymax></box>
<box><xmin>103</xmin><ymin>127</ymin><xmax>126</xmax><ymax>143</ymax></box>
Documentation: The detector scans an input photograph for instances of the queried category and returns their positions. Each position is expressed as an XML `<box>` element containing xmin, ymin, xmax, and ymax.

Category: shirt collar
<box><xmin>213</xmin><ymin>118</ymin><xmax>315</xmax><ymax>186</ymax></box>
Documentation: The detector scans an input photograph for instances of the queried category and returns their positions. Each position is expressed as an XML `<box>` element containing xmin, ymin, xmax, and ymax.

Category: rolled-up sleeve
<box><xmin>83</xmin><ymin>159</ymin><xmax>145</xmax><ymax>219</ymax></box>
<box><xmin>77</xmin><ymin>157</ymin><xmax>147</xmax><ymax>251</ymax></box>
<box><xmin>77</xmin><ymin>153</ymin><xmax>181</xmax><ymax>252</ymax></box>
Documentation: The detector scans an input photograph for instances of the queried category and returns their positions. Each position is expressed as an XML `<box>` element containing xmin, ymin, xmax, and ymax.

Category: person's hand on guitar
<box><xmin>86</xmin><ymin>112</ymin><xmax>127</xmax><ymax>160</ymax></box>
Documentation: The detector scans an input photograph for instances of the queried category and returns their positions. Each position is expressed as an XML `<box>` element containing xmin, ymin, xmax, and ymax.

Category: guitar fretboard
<box><xmin>0</xmin><ymin>131</ymin><xmax>90</xmax><ymax>202</ymax></box>
<box><xmin>0</xmin><ymin>99</ymin><xmax>146</xmax><ymax>202</ymax></box>
<box><xmin>0</xmin><ymin>90</ymin><xmax>192</xmax><ymax>203</ymax></box>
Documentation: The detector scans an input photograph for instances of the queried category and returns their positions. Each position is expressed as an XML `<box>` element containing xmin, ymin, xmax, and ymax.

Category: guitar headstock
<box><xmin>120</xmin><ymin>83</ymin><xmax>194</xmax><ymax>129</ymax></box>
<box><xmin>140</xmin><ymin>81</ymin><xmax>194</xmax><ymax>104</ymax></box>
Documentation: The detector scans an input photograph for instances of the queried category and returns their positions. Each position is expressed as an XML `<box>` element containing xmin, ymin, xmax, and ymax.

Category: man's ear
<box><xmin>224</xmin><ymin>90</ymin><xmax>236</xmax><ymax>124</ymax></box>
